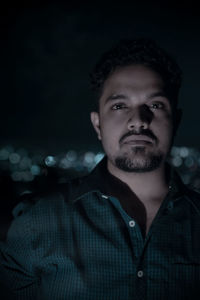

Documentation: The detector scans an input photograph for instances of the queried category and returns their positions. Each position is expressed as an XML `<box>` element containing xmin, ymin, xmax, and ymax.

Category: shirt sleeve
<box><xmin>0</xmin><ymin>200</ymin><xmax>41</xmax><ymax>299</ymax></box>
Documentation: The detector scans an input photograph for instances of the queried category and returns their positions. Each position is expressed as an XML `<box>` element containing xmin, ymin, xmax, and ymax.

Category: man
<box><xmin>1</xmin><ymin>39</ymin><xmax>200</xmax><ymax>299</ymax></box>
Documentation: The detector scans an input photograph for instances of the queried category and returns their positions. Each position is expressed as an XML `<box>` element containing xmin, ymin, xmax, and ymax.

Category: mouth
<box><xmin>123</xmin><ymin>140</ymin><xmax>153</xmax><ymax>146</ymax></box>
<box><xmin>121</xmin><ymin>135</ymin><xmax>154</xmax><ymax>146</ymax></box>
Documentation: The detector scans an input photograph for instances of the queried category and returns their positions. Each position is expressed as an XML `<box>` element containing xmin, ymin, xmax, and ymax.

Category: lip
<box><xmin>122</xmin><ymin>135</ymin><xmax>154</xmax><ymax>145</ymax></box>
<box><xmin>123</xmin><ymin>140</ymin><xmax>153</xmax><ymax>146</ymax></box>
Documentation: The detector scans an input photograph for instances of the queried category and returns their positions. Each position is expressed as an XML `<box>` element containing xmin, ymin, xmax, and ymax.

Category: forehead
<box><xmin>100</xmin><ymin>64</ymin><xmax>165</xmax><ymax>101</ymax></box>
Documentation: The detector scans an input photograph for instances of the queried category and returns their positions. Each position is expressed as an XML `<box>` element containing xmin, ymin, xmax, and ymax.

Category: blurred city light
<box><xmin>19</xmin><ymin>157</ymin><xmax>32</xmax><ymax>170</ymax></box>
<box><xmin>179</xmin><ymin>147</ymin><xmax>189</xmax><ymax>158</ymax></box>
<box><xmin>83</xmin><ymin>152</ymin><xmax>95</xmax><ymax>166</ymax></box>
<box><xmin>9</xmin><ymin>153</ymin><xmax>21</xmax><ymax>164</ymax></box>
<box><xmin>172</xmin><ymin>156</ymin><xmax>182</xmax><ymax>168</ymax></box>
<box><xmin>30</xmin><ymin>165</ymin><xmax>41</xmax><ymax>176</ymax></box>
<box><xmin>0</xmin><ymin>149</ymin><xmax>10</xmax><ymax>160</ymax></box>
<box><xmin>44</xmin><ymin>155</ymin><xmax>56</xmax><ymax>167</ymax></box>
<box><xmin>0</xmin><ymin>145</ymin><xmax>200</xmax><ymax>191</ymax></box>
<box><xmin>94</xmin><ymin>152</ymin><xmax>104</xmax><ymax>164</ymax></box>
<box><xmin>66</xmin><ymin>150</ymin><xmax>77</xmax><ymax>162</ymax></box>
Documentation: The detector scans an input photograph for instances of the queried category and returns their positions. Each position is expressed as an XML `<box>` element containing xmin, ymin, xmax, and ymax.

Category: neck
<box><xmin>107</xmin><ymin>160</ymin><xmax>169</xmax><ymax>203</ymax></box>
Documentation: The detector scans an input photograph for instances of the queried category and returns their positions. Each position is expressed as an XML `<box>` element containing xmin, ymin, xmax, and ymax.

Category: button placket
<box><xmin>127</xmin><ymin>218</ymin><xmax>144</xmax><ymax>261</ymax></box>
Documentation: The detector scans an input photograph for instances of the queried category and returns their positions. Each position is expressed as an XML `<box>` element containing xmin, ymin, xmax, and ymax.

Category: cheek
<box><xmin>100</xmin><ymin>119</ymin><xmax>120</xmax><ymax>146</ymax></box>
<box><xmin>100</xmin><ymin>114</ymin><xmax>117</xmax><ymax>133</ymax></box>
<box><xmin>101</xmin><ymin>112</ymin><xmax>127</xmax><ymax>131</ymax></box>
<box><xmin>155</xmin><ymin>119</ymin><xmax>174</xmax><ymax>145</ymax></box>
<box><xmin>101</xmin><ymin>125</ymin><xmax>118</xmax><ymax>143</ymax></box>
<box><xmin>152</xmin><ymin>113</ymin><xmax>173</xmax><ymax>132</ymax></box>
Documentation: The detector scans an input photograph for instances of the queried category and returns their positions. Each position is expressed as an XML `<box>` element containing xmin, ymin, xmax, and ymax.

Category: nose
<box><xmin>127</xmin><ymin>106</ymin><xmax>152</xmax><ymax>131</ymax></box>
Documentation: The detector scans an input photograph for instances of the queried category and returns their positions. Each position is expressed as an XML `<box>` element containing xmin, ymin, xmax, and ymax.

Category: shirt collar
<box><xmin>69</xmin><ymin>157</ymin><xmax>108</xmax><ymax>202</ymax></box>
<box><xmin>69</xmin><ymin>156</ymin><xmax>186</xmax><ymax>202</ymax></box>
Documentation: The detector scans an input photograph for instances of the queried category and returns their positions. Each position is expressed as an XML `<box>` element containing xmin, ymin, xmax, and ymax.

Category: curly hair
<box><xmin>90</xmin><ymin>39</ymin><xmax>182</xmax><ymax>110</ymax></box>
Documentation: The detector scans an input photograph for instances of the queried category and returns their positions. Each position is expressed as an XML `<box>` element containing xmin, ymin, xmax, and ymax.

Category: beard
<box><xmin>115</xmin><ymin>146</ymin><xmax>164</xmax><ymax>173</ymax></box>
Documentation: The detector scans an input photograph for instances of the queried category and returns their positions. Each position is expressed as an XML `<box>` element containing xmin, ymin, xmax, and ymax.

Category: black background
<box><xmin>1</xmin><ymin>0</ymin><xmax>200</xmax><ymax>153</ymax></box>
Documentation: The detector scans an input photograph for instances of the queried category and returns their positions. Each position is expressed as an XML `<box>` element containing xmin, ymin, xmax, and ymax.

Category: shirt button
<box><xmin>137</xmin><ymin>270</ymin><xmax>144</xmax><ymax>278</ymax></box>
<box><xmin>129</xmin><ymin>220</ymin><xmax>136</xmax><ymax>227</ymax></box>
<box><xmin>167</xmin><ymin>201</ymin><xmax>173</xmax><ymax>210</ymax></box>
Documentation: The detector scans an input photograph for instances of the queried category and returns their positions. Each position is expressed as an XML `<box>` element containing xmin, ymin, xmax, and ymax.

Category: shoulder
<box><xmin>3</xmin><ymin>177</ymin><xmax>85</xmax><ymax>255</ymax></box>
<box><xmin>12</xmin><ymin>177</ymin><xmax>85</xmax><ymax>219</ymax></box>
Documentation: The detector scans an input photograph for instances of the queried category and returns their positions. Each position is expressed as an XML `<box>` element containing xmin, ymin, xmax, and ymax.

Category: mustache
<box><xmin>119</xmin><ymin>129</ymin><xmax>157</xmax><ymax>144</ymax></box>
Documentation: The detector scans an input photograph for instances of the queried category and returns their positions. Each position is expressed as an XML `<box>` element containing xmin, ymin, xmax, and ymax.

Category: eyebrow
<box><xmin>105</xmin><ymin>91</ymin><xmax>168</xmax><ymax>104</ymax></box>
<box><xmin>105</xmin><ymin>94</ymin><xmax>129</xmax><ymax>104</ymax></box>
<box><xmin>148</xmin><ymin>91</ymin><xmax>168</xmax><ymax>100</ymax></box>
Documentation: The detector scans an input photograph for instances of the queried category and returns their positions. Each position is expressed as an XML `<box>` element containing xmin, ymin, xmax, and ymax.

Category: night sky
<box><xmin>1</xmin><ymin>0</ymin><xmax>200</xmax><ymax>153</ymax></box>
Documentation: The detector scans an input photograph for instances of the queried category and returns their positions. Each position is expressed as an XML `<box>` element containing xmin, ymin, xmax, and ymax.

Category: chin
<box><xmin>114</xmin><ymin>152</ymin><xmax>164</xmax><ymax>173</ymax></box>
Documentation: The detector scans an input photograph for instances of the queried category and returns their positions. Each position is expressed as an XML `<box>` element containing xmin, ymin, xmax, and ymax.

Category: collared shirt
<box><xmin>93</xmin><ymin>159</ymin><xmax>148</xmax><ymax>237</ymax></box>
<box><xmin>90</xmin><ymin>159</ymin><xmax>176</xmax><ymax>238</ymax></box>
<box><xmin>0</xmin><ymin>158</ymin><xmax>200</xmax><ymax>299</ymax></box>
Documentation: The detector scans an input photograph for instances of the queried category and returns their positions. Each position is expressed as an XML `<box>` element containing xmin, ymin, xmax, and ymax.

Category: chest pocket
<box><xmin>169</xmin><ymin>256</ymin><xmax>200</xmax><ymax>299</ymax></box>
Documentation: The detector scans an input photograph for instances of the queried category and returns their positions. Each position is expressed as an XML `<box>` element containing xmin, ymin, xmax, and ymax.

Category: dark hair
<box><xmin>90</xmin><ymin>38</ymin><xmax>182</xmax><ymax>110</ymax></box>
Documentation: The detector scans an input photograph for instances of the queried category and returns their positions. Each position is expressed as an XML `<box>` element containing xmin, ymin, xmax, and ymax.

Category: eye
<box><xmin>150</xmin><ymin>102</ymin><xmax>164</xmax><ymax>110</ymax></box>
<box><xmin>111</xmin><ymin>103</ymin><xmax>127</xmax><ymax>110</ymax></box>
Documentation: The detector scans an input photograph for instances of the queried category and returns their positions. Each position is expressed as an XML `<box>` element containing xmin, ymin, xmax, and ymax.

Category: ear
<box><xmin>90</xmin><ymin>112</ymin><xmax>102</xmax><ymax>140</ymax></box>
<box><xmin>173</xmin><ymin>108</ymin><xmax>182</xmax><ymax>135</ymax></box>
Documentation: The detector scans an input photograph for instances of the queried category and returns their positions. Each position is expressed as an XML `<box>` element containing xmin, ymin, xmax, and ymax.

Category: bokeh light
<box><xmin>0</xmin><ymin>145</ymin><xmax>199</xmax><ymax>191</ymax></box>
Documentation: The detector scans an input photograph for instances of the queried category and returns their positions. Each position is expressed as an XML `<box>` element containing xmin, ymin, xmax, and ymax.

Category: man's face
<box><xmin>91</xmin><ymin>64</ymin><xmax>177</xmax><ymax>173</ymax></box>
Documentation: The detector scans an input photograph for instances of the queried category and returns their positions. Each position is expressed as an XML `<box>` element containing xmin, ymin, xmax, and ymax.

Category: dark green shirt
<box><xmin>0</xmin><ymin>158</ymin><xmax>200</xmax><ymax>299</ymax></box>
